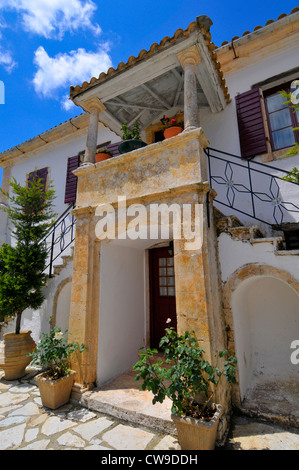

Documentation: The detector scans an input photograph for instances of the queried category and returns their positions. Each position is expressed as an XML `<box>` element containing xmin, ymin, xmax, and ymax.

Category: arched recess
<box><xmin>223</xmin><ymin>264</ymin><xmax>299</xmax><ymax>408</ymax></box>
<box><xmin>52</xmin><ymin>277</ymin><xmax>72</xmax><ymax>337</ymax></box>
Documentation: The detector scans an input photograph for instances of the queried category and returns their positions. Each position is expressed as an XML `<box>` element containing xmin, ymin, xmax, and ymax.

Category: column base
<box><xmin>183</xmin><ymin>125</ymin><xmax>199</xmax><ymax>133</ymax></box>
<box><xmin>71</xmin><ymin>381</ymin><xmax>95</xmax><ymax>400</ymax></box>
<box><xmin>80</xmin><ymin>161</ymin><xmax>95</xmax><ymax>167</ymax></box>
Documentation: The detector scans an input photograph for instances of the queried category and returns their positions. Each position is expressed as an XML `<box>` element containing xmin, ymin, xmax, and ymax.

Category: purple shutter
<box><xmin>28</xmin><ymin>167</ymin><xmax>48</xmax><ymax>191</ymax></box>
<box><xmin>235</xmin><ymin>88</ymin><xmax>268</xmax><ymax>159</ymax></box>
<box><xmin>106</xmin><ymin>141</ymin><xmax>122</xmax><ymax>157</ymax></box>
<box><xmin>64</xmin><ymin>155</ymin><xmax>80</xmax><ymax>203</ymax></box>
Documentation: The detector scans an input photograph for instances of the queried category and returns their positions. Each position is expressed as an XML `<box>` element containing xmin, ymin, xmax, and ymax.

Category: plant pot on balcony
<box><xmin>95</xmin><ymin>152</ymin><xmax>112</xmax><ymax>163</ymax></box>
<box><xmin>118</xmin><ymin>139</ymin><xmax>147</xmax><ymax>154</ymax></box>
<box><xmin>163</xmin><ymin>126</ymin><xmax>183</xmax><ymax>139</ymax></box>
<box><xmin>36</xmin><ymin>370</ymin><xmax>77</xmax><ymax>410</ymax></box>
<box><xmin>0</xmin><ymin>331</ymin><xmax>36</xmax><ymax>380</ymax></box>
<box><xmin>171</xmin><ymin>404</ymin><xmax>222</xmax><ymax>450</ymax></box>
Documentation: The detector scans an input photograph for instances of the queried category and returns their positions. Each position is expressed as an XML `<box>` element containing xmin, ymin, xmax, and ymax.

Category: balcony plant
<box><xmin>160</xmin><ymin>115</ymin><xmax>183</xmax><ymax>139</ymax></box>
<box><xmin>95</xmin><ymin>147</ymin><xmax>114</xmax><ymax>163</ymax></box>
<box><xmin>118</xmin><ymin>120</ymin><xmax>147</xmax><ymax>154</ymax></box>
<box><xmin>28</xmin><ymin>325</ymin><xmax>86</xmax><ymax>409</ymax></box>
<box><xmin>133</xmin><ymin>328</ymin><xmax>237</xmax><ymax>450</ymax></box>
<box><xmin>0</xmin><ymin>175</ymin><xmax>56</xmax><ymax>380</ymax></box>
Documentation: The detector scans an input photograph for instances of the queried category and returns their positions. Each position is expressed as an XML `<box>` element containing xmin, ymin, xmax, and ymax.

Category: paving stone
<box><xmin>73</xmin><ymin>417</ymin><xmax>114</xmax><ymax>441</ymax></box>
<box><xmin>67</xmin><ymin>408</ymin><xmax>97</xmax><ymax>422</ymax></box>
<box><xmin>153</xmin><ymin>435</ymin><xmax>180</xmax><ymax>450</ymax></box>
<box><xmin>0</xmin><ymin>382</ymin><xmax>11</xmax><ymax>391</ymax></box>
<box><xmin>29</xmin><ymin>413</ymin><xmax>48</xmax><ymax>427</ymax></box>
<box><xmin>102</xmin><ymin>424</ymin><xmax>155</xmax><ymax>450</ymax></box>
<box><xmin>9</xmin><ymin>402</ymin><xmax>40</xmax><ymax>417</ymax></box>
<box><xmin>0</xmin><ymin>392</ymin><xmax>30</xmax><ymax>407</ymax></box>
<box><xmin>57</xmin><ymin>431</ymin><xmax>86</xmax><ymax>448</ymax></box>
<box><xmin>25</xmin><ymin>427</ymin><xmax>39</xmax><ymax>443</ymax></box>
<box><xmin>0</xmin><ymin>423</ymin><xmax>26</xmax><ymax>450</ymax></box>
<box><xmin>41</xmin><ymin>416</ymin><xmax>76</xmax><ymax>436</ymax></box>
<box><xmin>21</xmin><ymin>439</ymin><xmax>51</xmax><ymax>450</ymax></box>
<box><xmin>0</xmin><ymin>415</ymin><xmax>28</xmax><ymax>427</ymax></box>
<box><xmin>0</xmin><ymin>404</ymin><xmax>23</xmax><ymax>414</ymax></box>
<box><xmin>10</xmin><ymin>384</ymin><xmax>37</xmax><ymax>393</ymax></box>
<box><xmin>228</xmin><ymin>421</ymin><xmax>299</xmax><ymax>450</ymax></box>
<box><xmin>85</xmin><ymin>444</ymin><xmax>111</xmax><ymax>450</ymax></box>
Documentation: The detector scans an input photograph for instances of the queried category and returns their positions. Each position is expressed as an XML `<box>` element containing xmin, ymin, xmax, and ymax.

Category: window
<box><xmin>28</xmin><ymin>167</ymin><xmax>48</xmax><ymax>191</ymax></box>
<box><xmin>158</xmin><ymin>257</ymin><xmax>175</xmax><ymax>296</ymax></box>
<box><xmin>264</xmin><ymin>82</ymin><xmax>299</xmax><ymax>151</ymax></box>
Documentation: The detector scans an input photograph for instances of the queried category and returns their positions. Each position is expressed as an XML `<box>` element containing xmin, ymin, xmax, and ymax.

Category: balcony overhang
<box><xmin>70</xmin><ymin>16</ymin><xmax>230</xmax><ymax>138</ymax></box>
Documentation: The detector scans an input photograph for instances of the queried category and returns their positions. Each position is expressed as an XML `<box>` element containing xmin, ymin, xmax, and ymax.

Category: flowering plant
<box><xmin>133</xmin><ymin>328</ymin><xmax>237</xmax><ymax>419</ymax></box>
<box><xmin>160</xmin><ymin>115</ymin><xmax>181</xmax><ymax>128</ymax></box>
<box><xmin>29</xmin><ymin>326</ymin><xmax>86</xmax><ymax>380</ymax></box>
<box><xmin>95</xmin><ymin>147</ymin><xmax>114</xmax><ymax>157</ymax></box>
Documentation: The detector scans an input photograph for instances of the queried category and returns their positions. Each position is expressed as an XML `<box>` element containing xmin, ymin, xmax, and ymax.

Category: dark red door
<box><xmin>149</xmin><ymin>246</ymin><xmax>177</xmax><ymax>349</ymax></box>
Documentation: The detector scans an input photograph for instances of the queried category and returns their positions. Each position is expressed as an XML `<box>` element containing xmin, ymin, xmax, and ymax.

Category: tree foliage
<box><xmin>0</xmin><ymin>176</ymin><xmax>56</xmax><ymax>333</ymax></box>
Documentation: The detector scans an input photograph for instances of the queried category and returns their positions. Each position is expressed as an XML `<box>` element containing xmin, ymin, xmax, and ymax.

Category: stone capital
<box><xmin>82</xmin><ymin>97</ymin><xmax>106</xmax><ymax>113</ymax></box>
<box><xmin>177</xmin><ymin>46</ymin><xmax>201</xmax><ymax>69</ymax></box>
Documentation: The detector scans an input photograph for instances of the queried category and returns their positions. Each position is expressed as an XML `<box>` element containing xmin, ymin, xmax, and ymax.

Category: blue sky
<box><xmin>0</xmin><ymin>0</ymin><xmax>298</xmax><ymax>186</ymax></box>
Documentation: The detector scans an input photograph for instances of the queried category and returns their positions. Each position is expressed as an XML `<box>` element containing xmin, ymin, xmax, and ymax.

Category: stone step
<box><xmin>52</xmin><ymin>246</ymin><xmax>74</xmax><ymax>276</ymax></box>
<box><xmin>227</xmin><ymin>226</ymin><xmax>264</xmax><ymax>241</ymax></box>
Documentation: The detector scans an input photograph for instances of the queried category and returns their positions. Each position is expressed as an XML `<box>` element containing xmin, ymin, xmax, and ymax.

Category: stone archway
<box><xmin>223</xmin><ymin>264</ymin><xmax>299</xmax><ymax>422</ymax></box>
<box><xmin>52</xmin><ymin>277</ymin><xmax>72</xmax><ymax>336</ymax></box>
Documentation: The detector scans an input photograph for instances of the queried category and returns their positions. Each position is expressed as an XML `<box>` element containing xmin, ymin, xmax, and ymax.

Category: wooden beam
<box><xmin>108</xmin><ymin>100</ymin><xmax>164</xmax><ymax>112</ymax></box>
<box><xmin>141</xmin><ymin>84</ymin><xmax>171</xmax><ymax>109</ymax></box>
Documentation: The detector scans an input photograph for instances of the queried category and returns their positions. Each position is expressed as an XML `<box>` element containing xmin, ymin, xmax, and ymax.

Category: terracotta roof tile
<box><xmin>70</xmin><ymin>20</ymin><xmax>230</xmax><ymax>103</ymax></box>
<box><xmin>220</xmin><ymin>7</ymin><xmax>299</xmax><ymax>46</ymax></box>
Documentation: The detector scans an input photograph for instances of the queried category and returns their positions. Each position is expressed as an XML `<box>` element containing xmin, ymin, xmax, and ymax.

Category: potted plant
<box><xmin>118</xmin><ymin>120</ymin><xmax>147</xmax><ymax>154</ymax></box>
<box><xmin>28</xmin><ymin>326</ymin><xmax>86</xmax><ymax>409</ymax></box>
<box><xmin>133</xmin><ymin>328</ymin><xmax>237</xmax><ymax>450</ymax></box>
<box><xmin>95</xmin><ymin>147</ymin><xmax>114</xmax><ymax>163</ymax></box>
<box><xmin>161</xmin><ymin>115</ymin><xmax>183</xmax><ymax>139</ymax></box>
<box><xmin>0</xmin><ymin>175</ymin><xmax>56</xmax><ymax>380</ymax></box>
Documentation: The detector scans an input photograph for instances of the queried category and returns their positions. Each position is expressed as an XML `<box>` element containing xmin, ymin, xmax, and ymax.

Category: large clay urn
<box><xmin>0</xmin><ymin>331</ymin><xmax>36</xmax><ymax>380</ymax></box>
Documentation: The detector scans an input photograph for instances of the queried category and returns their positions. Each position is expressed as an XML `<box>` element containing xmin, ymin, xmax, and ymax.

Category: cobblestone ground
<box><xmin>2</xmin><ymin>368</ymin><xmax>299</xmax><ymax>451</ymax></box>
<box><xmin>0</xmin><ymin>368</ymin><xmax>180</xmax><ymax>451</ymax></box>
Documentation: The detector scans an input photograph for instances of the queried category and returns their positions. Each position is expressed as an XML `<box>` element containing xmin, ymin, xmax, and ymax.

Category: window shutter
<box><xmin>64</xmin><ymin>155</ymin><xmax>80</xmax><ymax>204</ymax></box>
<box><xmin>235</xmin><ymin>88</ymin><xmax>268</xmax><ymax>159</ymax></box>
<box><xmin>106</xmin><ymin>141</ymin><xmax>122</xmax><ymax>157</ymax></box>
<box><xmin>28</xmin><ymin>167</ymin><xmax>48</xmax><ymax>191</ymax></box>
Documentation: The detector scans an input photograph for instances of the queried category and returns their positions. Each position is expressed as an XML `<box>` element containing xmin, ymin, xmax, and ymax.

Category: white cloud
<box><xmin>61</xmin><ymin>93</ymin><xmax>76</xmax><ymax>111</ymax></box>
<box><xmin>0</xmin><ymin>0</ymin><xmax>101</xmax><ymax>39</ymax></box>
<box><xmin>32</xmin><ymin>45</ymin><xmax>113</xmax><ymax>107</ymax></box>
<box><xmin>0</xmin><ymin>48</ymin><xmax>17</xmax><ymax>73</ymax></box>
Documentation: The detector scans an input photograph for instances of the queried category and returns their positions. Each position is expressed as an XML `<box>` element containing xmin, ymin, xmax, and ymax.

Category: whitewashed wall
<box><xmin>10</xmin><ymin>125</ymin><xmax>119</xmax><ymax>221</ymax></box>
<box><xmin>97</xmin><ymin>241</ymin><xmax>146</xmax><ymax>386</ymax></box>
<box><xmin>218</xmin><ymin>233</ymin><xmax>299</xmax><ymax>400</ymax></box>
<box><xmin>201</xmin><ymin>42</ymin><xmax>299</xmax><ymax>232</ymax></box>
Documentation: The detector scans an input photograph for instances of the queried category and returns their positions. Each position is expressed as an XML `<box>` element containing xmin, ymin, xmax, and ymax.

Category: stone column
<box><xmin>82</xmin><ymin>98</ymin><xmax>106</xmax><ymax>165</ymax></box>
<box><xmin>68</xmin><ymin>206</ymin><xmax>100</xmax><ymax>396</ymax></box>
<box><xmin>177</xmin><ymin>46</ymin><xmax>201</xmax><ymax>131</ymax></box>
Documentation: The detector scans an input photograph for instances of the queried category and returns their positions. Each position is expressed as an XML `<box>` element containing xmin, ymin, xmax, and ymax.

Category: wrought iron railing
<box><xmin>41</xmin><ymin>203</ymin><xmax>76</xmax><ymax>277</ymax></box>
<box><xmin>205</xmin><ymin>147</ymin><xmax>299</xmax><ymax>228</ymax></box>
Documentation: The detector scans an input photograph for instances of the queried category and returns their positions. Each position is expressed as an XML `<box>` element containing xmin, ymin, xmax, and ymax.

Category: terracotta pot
<box><xmin>36</xmin><ymin>370</ymin><xmax>77</xmax><ymax>409</ymax></box>
<box><xmin>171</xmin><ymin>404</ymin><xmax>222</xmax><ymax>450</ymax></box>
<box><xmin>0</xmin><ymin>331</ymin><xmax>36</xmax><ymax>380</ymax></box>
<box><xmin>163</xmin><ymin>126</ymin><xmax>183</xmax><ymax>139</ymax></box>
<box><xmin>95</xmin><ymin>153</ymin><xmax>112</xmax><ymax>163</ymax></box>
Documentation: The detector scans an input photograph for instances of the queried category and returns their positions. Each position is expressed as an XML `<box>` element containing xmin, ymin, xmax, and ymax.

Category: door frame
<box><xmin>148</xmin><ymin>243</ymin><xmax>177</xmax><ymax>349</ymax></box>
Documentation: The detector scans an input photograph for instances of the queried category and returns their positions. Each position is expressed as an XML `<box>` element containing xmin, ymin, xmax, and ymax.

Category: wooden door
<box><xmin>149</xmin><ymin>246</ymin><xmax>177</xmax><ymax>349</ymax></box>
